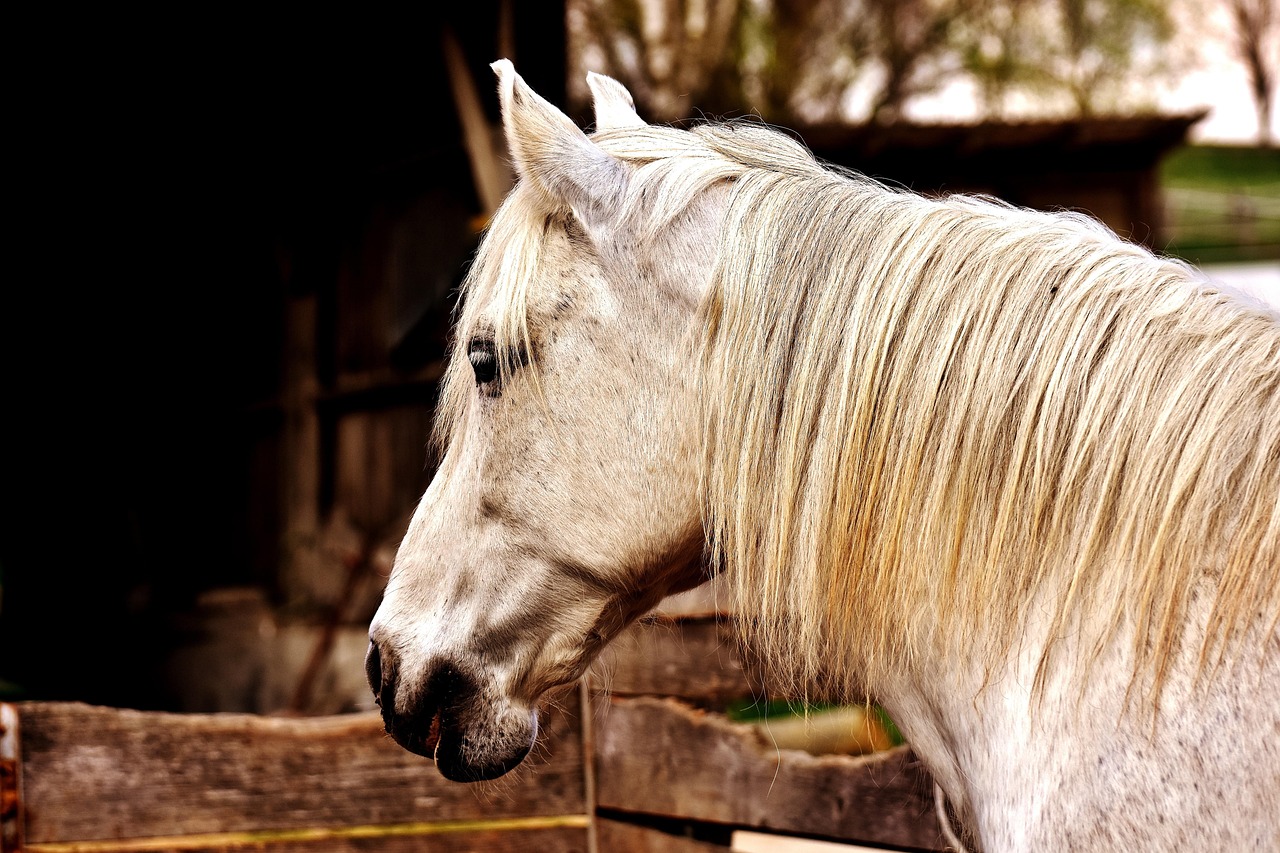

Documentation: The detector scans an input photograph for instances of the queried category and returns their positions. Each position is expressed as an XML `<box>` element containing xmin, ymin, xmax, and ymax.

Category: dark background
<box><xmin>2</xmin><ymin>6</ymin><xmax>566</xmax><ymax>706</ymax></box>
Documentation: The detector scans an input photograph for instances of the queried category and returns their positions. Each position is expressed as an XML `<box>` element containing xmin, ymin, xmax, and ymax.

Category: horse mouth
<box><xmin>385</xmin><ymin>702</ymin><xmax>536</xmax><ymax>783</ymax></box>
<box><xmin>384</xmin><ymin>706</ymin><xmax>441</xmax><ymax>758</ymax></box>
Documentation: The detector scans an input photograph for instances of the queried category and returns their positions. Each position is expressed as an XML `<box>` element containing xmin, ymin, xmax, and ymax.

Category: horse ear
<box><xmin>491</xmin><ymin>59</ymin><xmax>626</xmax><ymax>226</ymax></box>
<box><xmin>587</xmin><ymin>71</ymin><xmax>645</xmax><ymax>131</ymax></box>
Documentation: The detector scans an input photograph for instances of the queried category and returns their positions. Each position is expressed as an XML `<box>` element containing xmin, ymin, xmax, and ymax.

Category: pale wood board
<box><xmin>23</xmin><ymin>825</ymin><xmax>589</xmax><ymax>853</ymax></box>
<box><xmin>650</xmin><ymin>576</ymin><xmax>732</xmax><ymax>618</ymax></box>
<box><xmin>594</xmin><ymin>697</ymin><xmax>944</xmax><ymax>851</ymax></box>
<box><xmin>590</xmin><ymin>617</ymin><xmax>759</xmax><ymax>706</ymax></box>
<box><xmin>596</xmin><ymin>819</ymin><xmax>728</xmax><ymax>852</ymax></box>
<box><xmin>16</xmin><ymin>703</ymin><xmax>584</xmax><ymax>845</ymax></box>
<box><xmin>731</xmin><ymin>829</ymin><xmax>896</xmax><ymax>852</ymax></box>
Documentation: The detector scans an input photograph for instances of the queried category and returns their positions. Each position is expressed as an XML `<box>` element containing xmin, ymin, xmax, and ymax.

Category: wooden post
<box><xmin>8</xmin><ymin>702</ymin><xmax>588</xmax><ymax>851</ymax></box>
<box><xmin>443</xmin><ymin>24</ymin><xmax>513</xmax><ymax>220</ymax></box>
<box><xmin>1</xmin><ymin>704</ymin><xmax>23</xmax><ymax>853</ymax></box>
<box><xmin>279</xmin><ymin>293</ymin><xmax>324</xmax><ymax>608</ymax></box>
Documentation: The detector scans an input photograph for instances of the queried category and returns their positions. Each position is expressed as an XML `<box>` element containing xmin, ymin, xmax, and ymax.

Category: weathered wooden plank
<box><xmin>595</xmin><ymin>698</ymin><xmax>944</xmax><ymax>851</ymax></box>
<box><xmin>590</xmin><ymin>617</ymin><xmax>759</xmax><ymax>705</ymax></box>
<box><xmin>22</xmin><ymin>821</ymin><xmax>589</xmax><ymax>853</ymax></box>
<box><xmin>1</xmin><ymin>703</ymin><xmax>23</xmax><ymax>853</ymax></box>
<box><xmin>730</xmin><ymin>830</ymin><xmax>898</xmax><ymax>852</ymax></box>
<box><xmin>442</xmin><ymin>24</ymin><xmax>512</xmax><ymax>216</ymax></box>
<box><xmin>596</xmin><ymin>819</ymin><xmax>727</xmax><ymax>852</ymax></box>
<box><xmin>231</xmin><ymin>824</ymin><xmax>587</xmax><ymax>853</ymax></box>
<box><xmin>17</xmin><ymin>703</ymin><xmax>584</xmax><ymax>844</ymax></box>
<box><xmin>650</xmin><ymin>576</ymin><xmax>732</xmax><ymax>618</ymax></box>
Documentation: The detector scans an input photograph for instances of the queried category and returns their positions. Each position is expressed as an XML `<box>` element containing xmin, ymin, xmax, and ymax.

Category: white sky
<box><xmin>904</xmin><ymin>63</ymin><xmax>1277</xmax><ymax>145</ymax></box>
<box><xmin>1202</xmin><ymin>261</ymin><xmax>1280</xmax><ymax>306</ymax></box>
<box><xmin>1162</xmin><ymin>1</ymin><xmax>1279</xmax><ymax>144</ymax></box>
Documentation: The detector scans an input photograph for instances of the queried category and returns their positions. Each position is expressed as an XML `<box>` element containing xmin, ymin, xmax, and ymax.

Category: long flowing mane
<box><xmin>695</xmin><ymin>125</ymin><xmax>1280</xmax><ymax>704</ymax></box>
<box><xmin>443</xmin><ymin>119</ymin><xmax>1280</xmax><ymax>706</ymax></box>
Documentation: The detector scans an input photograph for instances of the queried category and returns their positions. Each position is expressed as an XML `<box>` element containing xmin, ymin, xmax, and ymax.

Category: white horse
<box><xmin>367</xmin><ymin>61</ymin><xmax>1280</xmax><ymax>850</ymax></box>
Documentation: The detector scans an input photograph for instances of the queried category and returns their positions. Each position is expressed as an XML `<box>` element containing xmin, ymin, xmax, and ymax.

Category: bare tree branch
<box><xmin>570</xmin><ymin>0</ymin><xmax>1184</xmax><ymax>126</ymax></box>
<box><xmin>1226</xmin><ymin>0</ymin><xmax>1277</xmax><ymax>145</ymax></box>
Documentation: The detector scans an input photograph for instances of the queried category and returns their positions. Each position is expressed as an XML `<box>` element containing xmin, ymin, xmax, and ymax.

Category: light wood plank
<box><xmin>596</xmin><ymin>819</ymin><xmax>728</xmax><ymax>852</ymax></box>
<box><xmin>731</xmin><ymin>830</ymin><xmax>894</xmax><ymax>852</ymax></box>
<box><xmin>23</xmin><ymin>822</ymin><xmax>589</xmax><ymax>853</ymax></box>
<box><xmin>595</xmin><ymin>698</ymin><xmax>944</xmax><ymax>851</ymax></box>
<box><xmin>590</xmin><ymin>617</ymin><xmax>760</xmax><ymax>705</ymax></box>
<box><xmin>17</xmin><ymin>703</ymin><xmax>584</xmax><ymax>844</ymax></box>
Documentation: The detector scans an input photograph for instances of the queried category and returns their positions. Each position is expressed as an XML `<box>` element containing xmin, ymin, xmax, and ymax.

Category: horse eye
<box><xmin>468</xmin><ymin>340</ymin><xmax>498</xmax><ymax>388</ymax></box>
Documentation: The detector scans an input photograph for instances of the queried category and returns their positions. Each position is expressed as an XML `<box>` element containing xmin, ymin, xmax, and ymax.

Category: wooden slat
<box><xmin>731</xmin><ymin>830</ymin><xmax>899</xmax><ymax>852</ymax></box>
<box><xmin>17</xmin><ymin>703</ymin><xmax>584</xmax><ymax>845</ymax></box>
<box><xmin>23</xmin><ymin>821</ymin><xmax>589</xmax><ymax>853</ymax></box>
<box><xmin>442</xmin><ymin>24</ymin><xmax>511</xmax><ymax>216</ymax></box>
<box><xmin>650</xmin><ymin>576</ymin><xmax>732</xmax><ymax>618</ymax></box>
<box><xmin>595</xmin><ymin>698</ymin><xmax>944</xmax><ymax>851</ymax></box>
<box><xmin>596</xmin><ymin>819</ymin><xmax>727</xmax><ymax>852</ymax></box>
<box><xmin>1</xmin><ymin>703</ymin><xmax>23</xmax><ymax>852</ymax></box>
<box><xmin>591</xmin><ymin>617</ymin><xmax>759</xmax><ymax>705</ymax></box>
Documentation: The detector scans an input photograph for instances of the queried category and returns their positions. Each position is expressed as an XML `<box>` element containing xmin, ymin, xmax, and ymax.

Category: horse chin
<box><xmin>386</xmin><ymin>702</ymin><xmax>538</xmax><ymax>783</ymax></box>
<box><xmin>435</xmin><ymin>713</ymin><xmax>537</xmax><ymax>782</ymax></box>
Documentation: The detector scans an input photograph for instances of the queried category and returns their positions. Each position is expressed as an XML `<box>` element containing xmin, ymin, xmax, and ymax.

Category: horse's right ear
<box><xmin>587</xmin><ymin>71</ymin><xmax>645</xmax><ymax>131</ymax></box>
<box><xmin>492</xmin><ymin>59</ymin><xmax>626</xmax><ymax>228</ymax></box>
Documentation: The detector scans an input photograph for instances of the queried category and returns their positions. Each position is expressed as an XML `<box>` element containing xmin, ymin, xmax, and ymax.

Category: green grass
<box><xmin>1160</xmin><ymin>145</ymin><xmax>1280</xmax><ymax>264</ymax></box>
<box><xmin>724</xmin><ymin>697</ymin><xmax>906</xmax><ymax>747</ymax></box>
<box><xmin>725</xmin><ymin>697</ymin><xmax>840</xmax><ymax>722</ymax></box>
<box><xmin>1162</xmin><ymin>145</ymin><xmax>1280</xmax><ymax>185</ymax></box>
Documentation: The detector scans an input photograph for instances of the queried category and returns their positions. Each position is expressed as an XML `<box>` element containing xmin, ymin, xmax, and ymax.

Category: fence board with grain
<box><xmin>3</xmin><ymin>605</ymin><xmax>948</xmax><ymax>852</ymax></box>
<box><xmin>1</xmin><ymin>702</ymin><xmax>588</xmax><ymax>853</ymax></box>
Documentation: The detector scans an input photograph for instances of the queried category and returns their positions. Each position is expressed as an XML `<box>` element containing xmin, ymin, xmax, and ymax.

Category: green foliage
<box><xmin>961</xmin><ymin>0</ymin><xmax>1176</xmax><ymax>116</ymax></box>
<box><xmin>725</xmin><ymin>696</ymin><xmax>836</xmax><ymax>721</ymax></box>
<box><xmin>1161</xmin><ymin>145</ymin><xmax>1280</xmax><ymax>262</ymax></box>
<box><xmin>1163</xmin><ymin>144</ymin><xmax>1280</xmax><ymax>185</ymax></box>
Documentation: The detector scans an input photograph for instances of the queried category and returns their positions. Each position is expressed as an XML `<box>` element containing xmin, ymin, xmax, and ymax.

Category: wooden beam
<box><xmin>594</xmin><ymin>697</ymin><xmax>944</xmax><ymax>851</ymax></box>
<box><xmin>442</xmin><ymin>24</ymin><xmax>512</xmax><ymax>218</ymax></box>
<box><xmin>22</xmin><ymin>818</ymin><xmax>589</xmax><ymax>852</ymax></box>
<box><xmin>590</xmin><ymin>617</ymin><xmax>759</xmax><ymax>706</ymax></box>
<box><xmin>14</xmin><ymin>703</ymin><xmax>584</xmax><ymax>846</ymax></box>
<box><xmin>596</xmin><ymin>819</ymin><xmax>728</xmax><ymax>852</ymax></box>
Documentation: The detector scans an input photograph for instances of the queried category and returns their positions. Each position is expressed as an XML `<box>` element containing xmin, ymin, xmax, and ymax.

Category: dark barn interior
<box><xmin>2</xmin><ymin>5</ymin><xmax>566</xmax><ymax>707</ymax></box>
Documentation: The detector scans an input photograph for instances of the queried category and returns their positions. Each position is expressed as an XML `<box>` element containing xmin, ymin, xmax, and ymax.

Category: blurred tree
<box><xmin>1223</xmin><ymin>0</ymin><xmax>1277</xmax><ymax>146</ymax></box>
<box><xmin>571</xmin><ymin>0</ymin><xmax>986</xmax><ymax>123</ymax></box>
<box><xmin>963</xmin><ymin>0</ymin><xmax>1174</xmax><ymax>117</ymax></box>
<box><xmin>750</xmin><ymin>0</ymin><xmax>986</xmax><ymax>124</ymax></box>
<box><xmin>846</xmin><ymin>0</ymin><xmax>984</xmax><ymax>124</ymax></box>
<box><xmin>569</xmin><ymin>0</ymin><xmax>1182</xmax><ymax>124</ymax></box>
<box><xmin>570</xmin><ymin>0</ymin><xmax>745</xmax><ymax>121</ymax></box>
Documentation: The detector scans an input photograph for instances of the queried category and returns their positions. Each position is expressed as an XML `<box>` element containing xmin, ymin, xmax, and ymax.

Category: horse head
<box><xmin>366</xmin><ymin>62</ymin><xmax>715</xmax><ymax>781</ymax></box>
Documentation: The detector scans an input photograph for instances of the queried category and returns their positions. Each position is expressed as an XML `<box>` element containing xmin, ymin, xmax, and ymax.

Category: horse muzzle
<box><xmin>365</xmin><ymin>641</ymin><xmax>537</xmax><ymax>782</ymax></box>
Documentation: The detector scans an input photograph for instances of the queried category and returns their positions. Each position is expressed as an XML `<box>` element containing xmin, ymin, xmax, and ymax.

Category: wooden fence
<box><xmin>1</xmin><ymin>608</ymin><xmax>947</xmax><ymax>853</ymax></box>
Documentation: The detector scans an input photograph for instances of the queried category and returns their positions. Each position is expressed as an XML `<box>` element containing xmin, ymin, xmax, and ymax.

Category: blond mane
<box><xmin>442</xmin><ymin>120</ymin><xmax>1280</xmax><ymax>706</ymax></box>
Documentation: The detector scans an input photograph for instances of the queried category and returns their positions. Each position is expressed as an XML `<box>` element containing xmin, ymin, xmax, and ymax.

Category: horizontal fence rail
<box><xmin>3</xmin><ymin>608</ymin><xmax>948</xmax><ymax>852</ymax></box>
<box><xmin>1</xmin><ymin>703</ymin><xmax>588</xmax><ymax>853</ymax></box>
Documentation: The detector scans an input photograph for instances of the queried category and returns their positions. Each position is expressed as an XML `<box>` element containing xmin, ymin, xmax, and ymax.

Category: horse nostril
<box><xmin>365</xmin><ymin>641</ymin><xmax>383</xmax><ymax>705</ymax></box>
<box><xmin>426</xmin><ymin>663</ymin><xmax>475</xmax><ymax>712</ymax></box>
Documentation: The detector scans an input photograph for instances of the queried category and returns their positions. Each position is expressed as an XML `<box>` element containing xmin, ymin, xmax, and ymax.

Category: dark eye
<box><xmin>468</xmin><ymin>339</ymin><xmax>498</xmax><ymax>388</ymax></box>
